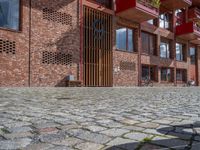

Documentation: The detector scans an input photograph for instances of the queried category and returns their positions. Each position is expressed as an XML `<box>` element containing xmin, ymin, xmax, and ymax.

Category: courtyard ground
<box><xmin>0</xmin><ymin>87</ymin><xmax>200</xmax><ymax>150</ymax></box>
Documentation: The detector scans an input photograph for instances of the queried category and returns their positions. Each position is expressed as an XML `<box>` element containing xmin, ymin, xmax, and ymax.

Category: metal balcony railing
<box><xmin>194</xmin><ymin>8</ymin><xmax>200</xmax><ymax>19</ymax></box>
<box><xmin>194</xmin><ymin>23</ymin><xmax>200</xmax><ymax>32</ymax></box>
<box><xmin>137</xmin><ymin>0</ymin><xmax>159</xmax><ymax>12</ymax></box>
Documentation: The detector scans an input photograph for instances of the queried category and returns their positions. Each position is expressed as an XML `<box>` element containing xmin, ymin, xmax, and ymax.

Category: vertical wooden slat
<box><xmin>83</xmin><ymin>6</ymin><xmax>112</xmax><ymax>87</ymax></box>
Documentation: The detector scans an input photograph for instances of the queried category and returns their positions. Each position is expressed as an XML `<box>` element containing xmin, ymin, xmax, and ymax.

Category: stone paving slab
<box><xmin>0</xmin><ymin>87</ymin><xmax>200</xmax><ymax>150</ymax></box>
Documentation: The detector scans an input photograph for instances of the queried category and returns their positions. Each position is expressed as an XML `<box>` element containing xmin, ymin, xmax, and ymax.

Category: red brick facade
<box><xmin>0</xmin><ymin>0</ymin><xmax>80</xmax><ymax>87</ymax></box>
<box><xmin>0</xmin><ymin>0</ymin><xmax>200</xmax><ymax>87</ymax></box>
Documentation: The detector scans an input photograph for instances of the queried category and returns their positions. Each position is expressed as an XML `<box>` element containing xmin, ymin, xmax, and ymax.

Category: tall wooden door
<box><xmin>83</xmin><ymin>6</ymin><xmax>113</xmax><ymax>87</ymax></box>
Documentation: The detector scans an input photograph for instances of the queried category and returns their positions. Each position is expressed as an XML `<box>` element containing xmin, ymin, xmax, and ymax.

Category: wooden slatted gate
<box><xmin>83</xmin><ymin>6</ymin><xmax>113</xmax><ymax>87</ymax></box>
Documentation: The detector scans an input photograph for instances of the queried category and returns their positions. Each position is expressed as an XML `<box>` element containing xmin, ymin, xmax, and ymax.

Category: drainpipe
<box><xmin>138</xmin><ymin>25</ymin><xmax>141</xmax><ymax>86</ymax></box>
<box><xmin>79</xmin><ymin>0</ymin><xmax>83</xmax><ymax>84</ymax></box>
<box><xmin>172</xmin><ymin>10</ymin><xmax>177</xmax><ymax>86</ymax></box>
<box><xmin>28</xmin><ymin>0</ymin><xmax>32</xmax><ymax>87</ymax></box>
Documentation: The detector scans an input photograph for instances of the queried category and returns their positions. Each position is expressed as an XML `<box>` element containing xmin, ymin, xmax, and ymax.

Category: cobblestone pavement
<box><xmin>0</xmin><ymin>87</ymin><xmax>200</xmax><ymax>150</ymax></box>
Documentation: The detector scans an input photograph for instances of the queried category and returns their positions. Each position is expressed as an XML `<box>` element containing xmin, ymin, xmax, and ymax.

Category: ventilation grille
<box><xmin>42</xmin><ymin>51</ymin><xmax>72</xmax><ymax>66</ymax></box>
<box><xmin>0</xmin><ymin>39</ymin><xmax>16</xmax><ymax>54</ymax></box>
<box><xmin>120</xmin><ymin>61</ymin><xmax>136</xmax><ymax>71</ymax></box>
<box><xmin>43</xmin><ymin>8</ymin><xmax>72</xmax><ymax>26</ymax></box>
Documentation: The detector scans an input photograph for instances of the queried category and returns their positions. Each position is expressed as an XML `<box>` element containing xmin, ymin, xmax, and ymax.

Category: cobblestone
<box><xmin>0</xmin><ymin>87</ymin><xmax>200</xmax><ymax>149</ymax></box>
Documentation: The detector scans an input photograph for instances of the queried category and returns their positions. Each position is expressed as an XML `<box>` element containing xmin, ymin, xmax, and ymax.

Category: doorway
<box><xmin>83</xmin><ymin>6</ymin><xmax>113</xmax><ymax>87</ymax></box>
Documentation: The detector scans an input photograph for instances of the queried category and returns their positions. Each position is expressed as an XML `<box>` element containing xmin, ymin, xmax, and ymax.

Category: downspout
<box><xmin>28</xmin><ymin>0</ymin><xmax>32</xmax><ymax>87</ymax></box>
<box><xmin>172</xmin><ymin>10</ymin><xmax>177</xmax><ymax>86</ymax></box>
<box><xmin>79</xmin><ymin>0</ymin><xmax>83</xmax><ymax>84</ymax></box>
<box><xmin>138</xmin><ymin>25</ymin><xmax>141</xmax><ymax>86</ymax></box>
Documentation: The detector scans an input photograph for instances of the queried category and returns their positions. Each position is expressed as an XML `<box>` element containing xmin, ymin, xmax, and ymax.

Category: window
<box><xmin>141</xmin><ymin>32</ymin><xmax>156</xmax><ymax>55</ymax></box>
<box><xmin>116</xmin><ymin>27</ymin><xmax>135</xmax><ymax>52</ymax></box>
<box><xmin>147</xmin><ymin>19</ymin><xmax>154</xmax><ymax>25</ymax></box>
<box><xmin>161</xmin><ymin>68</ymin><xmax>173</xmax><ymax>82</ymax></box>
<box><xmin>176</xmin><ymin>69</ymin><xmax>187</xmax><ymax>82</ymax></box>
<box><xmin>190</xmin><ymin>47</ymin><xmax>196</xmax><ymax>64</ymax></box>
<box><xmin>176</xmin><ymin>43</ymin><xmax>184</xmax><ymax>61</ymax></box>
<box><xmin>0</xmin><ymin>0</ymin><xmax>20</xmax><ymax>30</ymax></box>
<box><xmin>175</xmin><ymin>9</ymin><xmax>184</xmax><ymax>26</ymax></box>
<box><xmin>142</xmin><ymin>66</ymin><xmax>149</xmax><ymax>80</ymax></box>
<box><xmin>142</xmin><ymin>65</ymin><xmax>157</xmax><ymax>81</ymax></box>
<box><xmin>159</xmin><ymin>13</ymin><xmax>170</xmax><ymax>29</ymax></box>
<box><xmin>160</xmin><ymin>41</ymin><xmax>170</xmax><ymax>58</ymax></box>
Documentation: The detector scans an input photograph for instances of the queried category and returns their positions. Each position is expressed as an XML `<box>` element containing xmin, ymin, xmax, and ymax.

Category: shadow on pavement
<box><xmin>106</xmin><ymin>122</ymin><xmax>200</xmax><ymax>150</ymax></box>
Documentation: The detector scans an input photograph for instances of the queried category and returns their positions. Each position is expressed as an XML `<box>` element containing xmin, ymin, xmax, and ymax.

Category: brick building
<box><xmin>0</xmin><ymin>0</ymin><xmax>199</xmax><ymax>87</ymax></box>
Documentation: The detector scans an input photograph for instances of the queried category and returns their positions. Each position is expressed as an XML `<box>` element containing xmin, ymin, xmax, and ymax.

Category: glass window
<box><xmin>160</xmin><ymin>42</ymin><xmax>170</xmax><ymax>58</ymax></box>
<box><xmin>176</xmin><ymin>43</ymin><xmax>183</xmax><ymax>61</ymax></box>
<box><xmin>142</xmin><ymin>66</ymin><xmax>149</xmax><ymax>80</ymax></box>
<box><xmin>176</xmin><ymin>69</ymin><xmax>187</xmax><ymax>82</ymax></box>
<box><xmin>161</xmin><ymin>68</ymin><xmax>173</xmax><ymax>82</ymax></box>
<box><xmin>116</xmin><ymin>28</ymin><xmax>126</xmax><ymax>50</ymax></box>
<box><xmin>0</xmin><ymin>0</ymin><xmax>20</xmax><ymax>30</ymax></box>
<box><xmin>142</xmin><ymin>65</ymin><xmax>156</xmax><ymax>81</ymax></box>
<box><xmin>141</xmin><ymin>32</ymin><xmax>156</xmax><ymax>55</ymax></box>
<box><xmin>175</xmin><ymin>9</ymin><xmax>184</xmax><ymax>26</ymax></box>
<box><xmin>128</xmin><ymin>29</ymin><xmax>133</xmax><ymax>51</ymax></box>
<box><xmin>147</xmin><ymin>19</ymin><xmax>154</xmax><ymax>25</ymax></box>
<box><xmin>116</xmin><ymin>27</ymin><xmax>135</xmax><ymax>52</ymax></box>
<box><xmin>190</xmin><ymin>47</ymin><xmax>196</xmax><ymax>64</ymax></box>
<box><xmin>159</xmin><ymin>14</ymin><xmax>170</xmax><ymax>29</ymax></box>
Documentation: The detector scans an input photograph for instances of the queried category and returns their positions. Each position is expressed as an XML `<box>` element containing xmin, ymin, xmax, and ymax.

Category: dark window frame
<box><xmin>142</xmin><ymin>65</ymin><xmax>157</xmax><ymax>81</ymax></box>
<box><xmin>141</xmin><ymin>31</ymin><xmax>157</xmax><ymax>56</ymax></box>
<box><xmin>176</xmin><ymin>69</ymin><xmax>187</xmax><ymax>82</ymax></box>
<box><xmin>160</xmin><ymin>67</ymin><xmax>174</xmax><ymax>82</ymax></box>
<box><xmin>116</xmin><ymin>27</ymin><xmax>136</xmax><ymax>53</ymax></box>
<box><xmin>159</xmin><ymin>13</ymin><xmax>170</xmax><ymax>29</ymax></box>
<box><xmin>0</xmin><ymin>0</ymin><xmax>22</xmax><ymax>32</ymax></box>
<box><xmin>160</xmin><ymin>39</ymin><xmax>171</xmax><ymax>59</ymax></box>
<box><xmin>189</xmin><ymin>47</ymin><xmax>196</xmax><ymax>65</ymax></box>
<box><xmin>176</xmin><ymin>43</ymin><xmax>186</xmax><ymax>62</ymax></box>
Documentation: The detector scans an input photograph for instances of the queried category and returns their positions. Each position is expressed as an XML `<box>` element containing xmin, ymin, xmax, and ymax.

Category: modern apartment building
<box><xmin>0</xmin><ymin>0</ymin><xmax>199</xmax><ymax>87</ymax></box>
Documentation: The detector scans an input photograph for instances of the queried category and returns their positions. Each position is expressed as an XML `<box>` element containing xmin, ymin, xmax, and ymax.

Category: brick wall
<box><xmin>0</xmin><ymin>0</ymin><xmax>80</xmax><ymax>87</ymax></box>
<box><xmin>0</xmin><ymin>0</ymin><xmax>30</xmax><ymax>86</ymax></box>
<box><xmin>113</xmin><ymin>17</ymin><xmax>139</xmax><ymax>86</ymax></box>
<box><xmin>30</xmin><ymin>0</ymin><xmax>80</xmax><ymax>86</ymax></box>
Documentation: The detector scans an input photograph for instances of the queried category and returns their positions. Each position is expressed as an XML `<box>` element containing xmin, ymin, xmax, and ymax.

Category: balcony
<box><xmin>115</xmin><ymin>0</ymin><xmax>159</xmax><ymax>23</ymax></box>
<box><xmin>160</xmin><ymin>0</ymin><xmax>192</xmax><ymax>11</ymax></box>
<box><xmin>176</xmin><ymin>22</ymin><xmax>200</xmax><ymax>44</ymax></box>
<box><xmin>188</xmin><ymin>7</ymin><xmax>200</xmax><ymax>22</ymax></box>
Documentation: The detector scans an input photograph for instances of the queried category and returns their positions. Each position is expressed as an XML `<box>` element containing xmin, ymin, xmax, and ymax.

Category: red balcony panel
<box><xmin>115</xmin><ymin>0</ymin><xmax>159</xmax><ymax>23</ymax></box>
<box><xmin>188</xmin><ymin>7</ymin><xmax>200</xmax><ymax>22</ymax></box>
<box><xmin>160</xmin><ymin>0</ymin><xmax>192</xmax><ymax>11</ymax></box>
<box><xmin>176</xmin><ymin>22</ymin><xmax>200</xmax><ymax>43</ymax></box>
